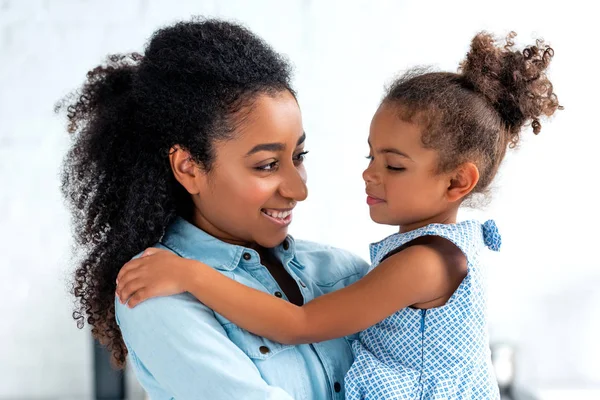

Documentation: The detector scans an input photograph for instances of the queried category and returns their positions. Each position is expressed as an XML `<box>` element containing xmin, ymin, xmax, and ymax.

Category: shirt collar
<box><xmin>161</xmin><ymin>216</ymin><xmax>297</xmax><ymax>271</ymax></box>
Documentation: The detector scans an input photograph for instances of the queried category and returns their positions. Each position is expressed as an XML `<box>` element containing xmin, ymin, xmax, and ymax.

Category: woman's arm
<box><xmin>117</xmin><ymin>241</ymin><xmax>463</xmax><ymax>344</ymax></box>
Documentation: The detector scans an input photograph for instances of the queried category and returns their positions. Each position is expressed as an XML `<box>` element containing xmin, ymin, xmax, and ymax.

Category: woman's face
<box><xmin>189</xmin><ymin>90</ymin><xmax>308</xmax><ymax>248</ymax></box>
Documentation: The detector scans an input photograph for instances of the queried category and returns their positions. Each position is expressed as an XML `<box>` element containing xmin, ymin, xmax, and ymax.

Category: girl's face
<box><xmin>185</xmin><ymin>90</ymin><xmax>308</xmax><ymax>248</ymax></box>
<box><xmin>363</xmin><ymin>103</ymin><xmax>453</xmax><ymax>232</ymax></box>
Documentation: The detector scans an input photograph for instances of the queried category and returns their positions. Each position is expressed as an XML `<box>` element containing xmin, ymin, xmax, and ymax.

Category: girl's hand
<box><xmin>116</xmin><ymin>248</ymin><xmax>196</xmax><ymax>308</ymax></box>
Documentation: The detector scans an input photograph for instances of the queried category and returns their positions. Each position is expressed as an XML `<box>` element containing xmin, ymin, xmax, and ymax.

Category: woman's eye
<box><xmin>256</xmin><ymin>161</ymin><xmax>279</xmax><ymax>171</ymax></box>
<box><xmin>294</xmin><ymin>151</ymin><xmax>309</xmax><ymax>164</ymax></box>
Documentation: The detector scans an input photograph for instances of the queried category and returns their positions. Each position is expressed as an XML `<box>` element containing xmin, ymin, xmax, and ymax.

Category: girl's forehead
<box><xmin>370</xmin><ymin>109</ymin><xmax>423</xmax><ymax>146</ymax></box>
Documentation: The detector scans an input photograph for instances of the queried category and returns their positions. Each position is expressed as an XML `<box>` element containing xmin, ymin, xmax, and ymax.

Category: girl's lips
<box><xmin>366</xmin><ymin>196</ymin><xmax>385</xmax><ymax>206</ymax></box>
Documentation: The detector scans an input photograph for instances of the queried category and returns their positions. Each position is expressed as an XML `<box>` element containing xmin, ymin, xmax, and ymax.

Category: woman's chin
<box><xmin>256</xmin><ymin>231</ymin><xmax>289</xmax><ymax>249</ymax></box>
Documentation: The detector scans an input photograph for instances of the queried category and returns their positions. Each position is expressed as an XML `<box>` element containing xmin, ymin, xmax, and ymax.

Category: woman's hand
<box><xmin>116</xmin><ymin>248</ymin><xmax>197</xmax><ymax>308</ymax></box>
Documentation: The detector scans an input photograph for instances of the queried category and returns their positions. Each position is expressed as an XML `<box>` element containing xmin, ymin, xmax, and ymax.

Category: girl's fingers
<box><xmin>141</xmin><ymin>247</ymin><xmax>161</xmax><ymax>257</ymax></box>
<box><xmin>116</xmin><ymin>278</ymin><xmax>146</xmax><ymax>304</ymax></box>
<box><xmin>117</xmin><ymin>248</ymin><xmax>168</xmax><ymax>284</ymax></box>
<box><xmin>116</xmin><ymin>268</ymin><xmax>144</xmax><ymax>290</ymax></box>
<box><xmin>127</xmin><ymin>288</ymin><xmax>153</xmax><ymax>308</ymax></box>
<box><xmin>117</xmin><ymin>259</ymin><xmax>144</xmax><ymax>284</ymax></box>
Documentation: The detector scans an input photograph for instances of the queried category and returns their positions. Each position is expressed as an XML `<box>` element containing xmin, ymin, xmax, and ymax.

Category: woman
<box><xmin>60</xmin><ymin>18</ymin><xmax>368</xmax><ymax>399</ymax></box>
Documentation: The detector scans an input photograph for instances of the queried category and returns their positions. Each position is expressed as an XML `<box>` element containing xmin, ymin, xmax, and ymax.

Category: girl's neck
<box><xmin>399</xmin><ymin>209</ymin><xmax>458</xmax><ymax>234</ymax></box>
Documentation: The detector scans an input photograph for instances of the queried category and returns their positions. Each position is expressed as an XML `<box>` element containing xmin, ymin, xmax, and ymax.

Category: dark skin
<box><xmin>116</xmin><ymin>104</ymin><xmax>480</xmax><ymax>345</ymax></box>
<box><xmin>167</xmin><ymin>90</ymin><xmax>308</xmax><ymax>305</ymax></box>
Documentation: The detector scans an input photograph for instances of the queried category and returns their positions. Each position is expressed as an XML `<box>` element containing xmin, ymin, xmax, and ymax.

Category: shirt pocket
<box><xmin>312</xmin><ymin>272</ymin><xmax>361</xmax><ymax>291</ymax></box>
<box><xmin>297</xmin><ymin>259</ymin><xmax>361</xmax><ymax>291</ymax></box>
<box><xmin>222</xmin><ymin>324</ymin><xmax>295</xmax><ymax>360</ymax></box>
<box><xmin>222</xmin><ymin>324</ymin><xmax>311</xmax><ymax>399</ymax></box>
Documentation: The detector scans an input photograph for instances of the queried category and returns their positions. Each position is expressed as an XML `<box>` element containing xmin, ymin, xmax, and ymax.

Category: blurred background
<box><xmin>1</xmin><ymin>0</ymin><xmax>598</xmax><ymax>399</ymax></box>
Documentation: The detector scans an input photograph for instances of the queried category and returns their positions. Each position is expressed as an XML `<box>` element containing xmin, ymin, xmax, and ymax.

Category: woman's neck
<box><xmin>190</xmin><ymin>213</ymin><xmax>254</xmax><ymax>248</ymax></box>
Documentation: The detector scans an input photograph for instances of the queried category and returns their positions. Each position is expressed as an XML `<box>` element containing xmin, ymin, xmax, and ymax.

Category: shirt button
<box><xmin>243</xmin><ymin>252</ymin><xmax>251</xmax><ymax>261</ymax></box>
<box><xmin>282</xmin><ymin>240</ymin><xmax>289</xmax><ymax>250</ymax></box>
<box><xmin>259</xmin><ymin>345</ymin><xmax>270</xmax><ymax>354</ymax></box>
<box><xmin>334</xmin><ymin>382</ymin><xmax>341</xmax><ymax>393</ymax></box>
<box><xmin>274</xmin><ymin>291</ymin><xmax>283</xmax><ymax>298</ymax></box>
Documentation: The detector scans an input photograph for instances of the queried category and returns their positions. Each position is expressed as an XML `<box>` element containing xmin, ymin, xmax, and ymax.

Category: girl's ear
<box><xmin>446</xmin><ymin>162</ymin><xmax>479</xmax><ymax>203</ymax></box>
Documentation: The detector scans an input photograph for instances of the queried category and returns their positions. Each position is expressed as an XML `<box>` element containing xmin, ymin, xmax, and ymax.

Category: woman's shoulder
<box><xmin>114</xmin><ymin>288</ymin><xmax>224</xmax><ymax>353</ymax></box>
<box><xmin>292</xmin><ymin>239</ymin><xmax>370</xmax><ymax>283</ymax></box>
<box><xmin>117</xmin><ymin>243</ymin><xmax>219</xmax><ymax>325</ymax></box>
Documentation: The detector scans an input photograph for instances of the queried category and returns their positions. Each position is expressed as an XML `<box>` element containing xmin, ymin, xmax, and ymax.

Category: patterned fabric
<box><xmin>345</xmin><ymin>220</ymin><xmax>501</xmax><ymax>399</ymax></box>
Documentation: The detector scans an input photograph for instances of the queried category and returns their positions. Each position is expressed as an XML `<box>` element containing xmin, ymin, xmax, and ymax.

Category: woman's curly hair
<box><xmin>385</xmin><ymin>31</ymin><xmax>562</xmax><ymax>201</ymax></box>
<box><xmin>57</xmin><ymin>18</ymin><xmax>294</xmax><ymax>367</ymax></box>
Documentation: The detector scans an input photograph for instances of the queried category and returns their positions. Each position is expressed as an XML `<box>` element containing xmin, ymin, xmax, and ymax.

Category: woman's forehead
<box><xmin>226</xmin><ymin>92</ymin><xmax>304</xmax><ymax>149</ymax></box>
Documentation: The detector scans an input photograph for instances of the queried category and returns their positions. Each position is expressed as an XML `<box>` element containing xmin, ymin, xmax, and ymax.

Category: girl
<box><xmin>116</xmin><ymin>31</ymin><xmax>561</xmax><ymax>399</ymax></box>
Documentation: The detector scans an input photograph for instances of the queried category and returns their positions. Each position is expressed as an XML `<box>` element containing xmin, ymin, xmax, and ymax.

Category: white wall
<box><xmin>1</xmin><ymin>0</ymin><xmax>598</xmax><ymax>398</ymax></box>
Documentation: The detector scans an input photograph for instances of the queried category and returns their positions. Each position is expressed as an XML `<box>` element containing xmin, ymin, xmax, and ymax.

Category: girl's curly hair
<box><xmin>385</xmin><ymin>32</ymin><xmax>562</xmax><ymax>200</ymax></box>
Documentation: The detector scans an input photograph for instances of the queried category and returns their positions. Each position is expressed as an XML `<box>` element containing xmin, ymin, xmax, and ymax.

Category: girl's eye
<box><xmin>387</xmin><ymin>166</ymin><xmax>405</xmax><ymax>172</ymax></box>
<box><xmin>365</xmin><ymin>155</ymin><xmax>374</xmax><ymax>162</ymax></box>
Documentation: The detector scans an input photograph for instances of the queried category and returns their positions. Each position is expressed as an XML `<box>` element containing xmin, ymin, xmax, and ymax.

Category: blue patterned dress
<box><xmin>345</xmin><ymin>220</ymin><xmax>502</xmax><ymax>399</ymax></box>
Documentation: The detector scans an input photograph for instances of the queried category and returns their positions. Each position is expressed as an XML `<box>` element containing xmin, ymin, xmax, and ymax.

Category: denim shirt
<box><xmin>115</xmin><ymin>217</ymin><xmax>369</xmax><ymax>400</ymax></box>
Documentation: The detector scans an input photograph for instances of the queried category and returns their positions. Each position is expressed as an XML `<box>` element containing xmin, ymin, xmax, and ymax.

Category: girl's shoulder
<box><xmin>369</xmin><ymin>220</ymin><xmax>501</xmax><ymax>267</ymax></box>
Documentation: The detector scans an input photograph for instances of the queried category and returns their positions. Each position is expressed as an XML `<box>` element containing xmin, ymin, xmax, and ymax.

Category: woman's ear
<box><xmin>446</xmin><ymin>162</ymin><xmax>479</xmax><ymax>203</ymax></box>
<box><xmin>168</xmin><ymin>146</ymin><xmax>206</xmax><ymax>195</ymax></box>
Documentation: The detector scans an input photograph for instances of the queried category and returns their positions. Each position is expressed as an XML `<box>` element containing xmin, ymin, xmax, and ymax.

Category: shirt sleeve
<box><xmin>115</xmin><ymin>293</ymin><xmax>295</xmax><ymax>400</ymax></box>
<box><xmin>335</xmin><ymin>248</ymin><xmax>370</xmax><ymax>283</ymax></box>
<box><xmin>349</xmin><ymin>251</ymin><xmax>370</xmax><ymax>280</ymax></box>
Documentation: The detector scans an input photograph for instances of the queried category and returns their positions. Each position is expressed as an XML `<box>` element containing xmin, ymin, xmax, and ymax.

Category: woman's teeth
<box><xmin>262</xmin><ymin>209</ymin><xmax>292</xmax><ymax>219</ymax></box>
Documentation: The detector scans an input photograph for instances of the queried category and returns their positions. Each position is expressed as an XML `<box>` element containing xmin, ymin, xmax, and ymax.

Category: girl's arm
<box><xmin>116</xmin><ymin>240</ymin><xmax>464</xmax><ymax>344</ymax></box>
<box><xmin>115</xmin><ymin>285</ymin><xmax>295</xmax><ymax>400</ymax></box>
